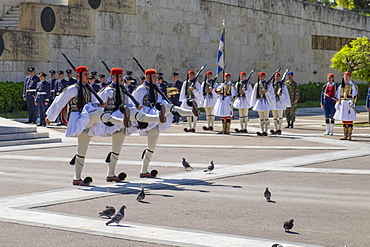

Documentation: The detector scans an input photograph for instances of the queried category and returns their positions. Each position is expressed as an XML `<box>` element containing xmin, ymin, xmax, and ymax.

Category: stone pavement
<box><xmin>0</xmin><ymin>110</ymin><xmax>370</xmax><ymax>247</ymax></box>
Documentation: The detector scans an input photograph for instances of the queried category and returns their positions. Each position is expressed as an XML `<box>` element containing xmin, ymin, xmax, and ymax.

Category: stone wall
<box><xmin>0</xmin><ymin>0</ymin><xmax>369</xmax><ymax>83</ymax></box>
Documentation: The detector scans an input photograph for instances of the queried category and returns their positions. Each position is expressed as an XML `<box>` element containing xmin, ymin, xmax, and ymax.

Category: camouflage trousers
<box><xmin>285</xmin><ymin>103</ymin><xmax>297</xmax><ymax>122</ymax></box>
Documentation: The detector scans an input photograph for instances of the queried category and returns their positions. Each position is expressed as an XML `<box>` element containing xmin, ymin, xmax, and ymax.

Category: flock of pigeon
<box><xmin>98</xmin><ymin>158</ymin><xmax>294</xmax><ymax>244</ymax></box>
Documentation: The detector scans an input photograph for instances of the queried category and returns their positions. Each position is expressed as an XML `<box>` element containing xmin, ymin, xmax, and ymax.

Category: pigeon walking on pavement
<box><xmin>283</xmin><ymin>219</ymin><xmax>294</xmax><ymax>232</ymax></box>
<box><xmin>98</xmin><ymin>205</ymin><xmax>116</xmax><ymax>218</ymax></box>
<box><xmin>106</xmin><ymin>205</ymin><xmax>126</xmax><ymax>226</ymax></box>
<box><xmin>264</xmin><ymin>187</ymin><xmax>271</xmax><ymax>202</ymax></box>
<box><xmin>137</xmin><ymin>188</ymin><xmax>146</xmax><ymax>202</ymax></box>
<box><xmin>204</xmin><ymin>161</ymin><xmax>214</xmax><ymax>173</ymax></box>
<box><xmin>182</xmin><ymin>158</ymin><xmax>193</xmax><ymax>170</ymax></box>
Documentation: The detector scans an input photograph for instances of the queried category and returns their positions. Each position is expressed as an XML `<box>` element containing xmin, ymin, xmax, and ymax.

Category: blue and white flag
<box><xmin>216</xmin><ymin>21</ymin><xmax>225</xmax><ymax>75</ymax></box>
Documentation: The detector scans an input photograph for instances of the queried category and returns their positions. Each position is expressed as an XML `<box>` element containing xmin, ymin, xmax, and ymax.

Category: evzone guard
<box><xmin>333</xmin><ymin>72</ymin><xmax>358</xmax><ymax>140</ymax></box>
<box><xmin>179</xmin><ymin>70</ymin><xmax>203</xmax><ymax>132</ymax></box>
<box><xmin>213</xmin><ymin>73</ymin><xmax>236</xmax><ymax>135</ymax></box>
<box><xmin>133</xmin><ymin>69</ymin><xmax>197</xmax><ymax>178</ymax></box>
<box><xmin>233</xmin><ymin>71</ymin><xmax>253</xmax><ymax>133</ymax></box>
<box><xmin>201</xmin><ymin>71</ymin><xmax>218</xmax><ymax>131</ymax></box>
<box><xmin>270</xmin><ymin>70</ymin><xmax>291</xmax><ymax>135</ymax></box>
<box><xmin>89</xmin><ymin>67</ymin><xmax>166</xmax><ymax>182</ymax></box>
<box><xmin>46</xmin><ymin>66</ymin><xmax>134</xmax><ymax>186</ymax></box>
<box><xmin>250</xmin><ymin>71</ymin><xmax>276</xmax><ymax>136</ymax></box>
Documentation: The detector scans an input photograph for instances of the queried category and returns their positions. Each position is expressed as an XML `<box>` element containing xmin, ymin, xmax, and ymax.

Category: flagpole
<box><xmin>222</xmin><ymin>19</ymin><xmax>225</xmax><ymax>83</ymax></box>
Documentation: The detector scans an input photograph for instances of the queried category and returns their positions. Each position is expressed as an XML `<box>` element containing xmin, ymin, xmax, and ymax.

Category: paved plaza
<box><xmin>1</xmin><ymin>110</ymin><xmax>370</xmax><ymax>247</ymax></box>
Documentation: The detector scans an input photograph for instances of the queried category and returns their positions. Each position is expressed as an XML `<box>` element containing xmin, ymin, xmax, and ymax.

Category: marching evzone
<box><xmin>250</xmin><ymin>72</ymin><xmax>275</xmax><ymax>136</ymax></box>
<box><xmin>89</xmin><ymin>67</ymin><xmax>166</xmax><ymax>182</ymax></box>
<box><xmin>333</xmin><ymin>72</ymin><xmax>358</xmax><ymax>140</ymax></box>
<box><xmin>179</xmin><ymin>70</ymin><xmax>204</xmax><ymax>132</ymax></box>
<box><xmin>320</xmin><ymin>73</ymin><xmax>338</xmax><ymax>135</ymax></box>
<box><xmin>270</xmin><ymin>72</ymin><xmax>291</xmax><ymax>135</ymax></box>
<box><xmin>212</xmin><ymin>73</ymin><xmax>236</xmax><ymax>135</ymax></box>
<box><xmin>46</xmin><ymin>66</ymin><xmax>128</xmax><ymax>186</ymax></box>
<box><xmin>233</xmin><ymin>72</ymin><xmax>253</xmax><ymax>133</ymax></box>
<box><xmin>201</xmin><ymin>71</ymin><xmax>218</xmax><ymax>131</ymax></box>
<box><xmin>133</xmin><ymin>69</ymin><xmax>196</xmax><ymax>178</ymax></box>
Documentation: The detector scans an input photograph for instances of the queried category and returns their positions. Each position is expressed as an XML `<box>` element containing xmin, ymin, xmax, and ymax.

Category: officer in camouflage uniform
<box><xmin>284</xmin><ymin>71</ymin><xmax>299</xmax><ymax>128</ymax></box>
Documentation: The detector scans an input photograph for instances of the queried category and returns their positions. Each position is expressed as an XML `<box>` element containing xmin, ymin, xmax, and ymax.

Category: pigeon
<box><xmin>204</xmin><ymin>160</ymin><xmax>214</xmax><ymax>173</ymax></box>
<box><xmin>106</xmin><ymin>205</ymin><xmax>126</xmax><ymax>226</ymax></box>
<box><xmin>283</xmin><ymin>219</ymin><xmax>294</xmax><ymax>232</ymax></box>
<box><xmin>99</xmin><ymin>205</ymin><xmax>116</xmax><ymax>218</ymax></box>
<box><xmin>264</xmin><ymin>187</ymin><xmax>271</xmax><ymax>202</ymax></box>
<box><xmin>271</xmin><ymin>244</ymin><xmax>284</xmax><ymax>247</ymax></box>
<box><xmin>136</xmin><ymin>188</ymin><xmax>145</xmax><ymax>202</ymax></box>
<box><xmin>182</xmin><ymin>158</ymin><xmax>193</xmax><ymax>170</ymax></box>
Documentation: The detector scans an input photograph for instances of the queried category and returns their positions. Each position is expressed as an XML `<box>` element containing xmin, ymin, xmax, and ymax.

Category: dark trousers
<box><xmin>37</xmin><ymin>99</ymin><xmax>47</xmax><ymax>125</ymax></box>
<box><xmin>26</xmin><ymin>94</ymin><xmax>37</xmax><ymax>122</ymax></box>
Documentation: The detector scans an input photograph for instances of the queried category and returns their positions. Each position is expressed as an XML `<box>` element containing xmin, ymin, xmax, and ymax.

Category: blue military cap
<box><xmin>66</xmin><ymin>69</ymin><xmax>73</xmax><ymax>73</ymax></box>
<box><xmin>126</xmin><ymin>71</ymin><xmax>133</xmax><ymax>75</ymax></box>
<box><xmin>57</xmin><ymin>70</ymin><xmax>64</xmax><ymax>74</ymax></box>
<box><xmin>49</xmin><ymin>70</ymin><xmax>56</xmax><ymax>74</ymax></box>
<box><xmin>28</xmin><ymin>67</ymin><xmax>35</xmax><ymax>72</ymax></box>
<box><xmin>140</xmin><ymin>76</ymin><xmax>145</xmax><ymax>80</ymax></box>
<box><xmin>157</xmin><ymin>72</ymin><xmax>164</xmax><ymax>76</ymax></box>
<box><xmin>99</xmin><ymin>74</ymin><xmax>105</xmax><ymax>78</ymax></box>
<box><xmin>38</xmin><ymin>72</ymin><xmax>47</xmax><ymax>77</ymax></box>
<box><xmin>287</xmin><ymin>71</ymin><xmax>294</xmax><ymax>75</ymax></box>
<box><xmin>89</xmin><ymin>75</ymin><xmax>94</xmax><ymax>80</ymax></box>
<box><xmin>91</xmin><ymin>71</ymin><xmax>97</xmax><ymax>75</ymax></box>
<box><xmin>172</xmin><ymin>72</ymin><xmax>179</xmax><ymax>76</ymax></box>
<box><xmin>158</xmin><ymin>76</ymin><xmax>163</xmax><ymax>80</ymax></box>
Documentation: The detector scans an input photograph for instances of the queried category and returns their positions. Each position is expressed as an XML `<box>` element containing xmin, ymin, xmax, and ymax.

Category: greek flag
<box><xmin>216</xmin><ymin>23</ymin><xmax>225</xmax><ymax>75</ymax></box>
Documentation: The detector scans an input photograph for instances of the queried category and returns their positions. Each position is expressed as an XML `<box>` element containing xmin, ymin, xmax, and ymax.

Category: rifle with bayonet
<box><xmin>97</xmin><ymin>56</ymin><xmax>141</xmax><ymax>108</ymax></box>
<box><xmin>242</xmin><ymin>69</ymin><xmax>255</xmax><ymax>90</ymax></box>
<box><xmin>274</xmin><ymin>67</ymin><xmax>289</xmax><ymax>96</ymax></box>
<box><xmin>266</xmin><ymin>68</ymin><xmax>281</xmax><ymax>86</ymax></box>
<box><xmin>189</xmin><ymin>64</ymin><xmax>207</xmax><ymax>89</ymax></box>
<box><xmin>129</xmin><ymin>52</ymin><xmax>172</xmax><ymax>104</ymax></box>
<box><xmin>59</xmin><ymin>50</ymin><xmax>104</xmax><ymax>105</ymax></box>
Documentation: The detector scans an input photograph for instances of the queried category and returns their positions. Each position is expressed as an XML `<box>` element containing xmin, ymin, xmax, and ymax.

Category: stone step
<box><xmin>0</xmin><ymin>6</ymin><xmax>19</xmax><ymax>29</ymax></box>
<box><xmin>0</xmin><ymin>138</ymin><xmax>62</xmax><ymax>147</ymax></box>
<box><xmin>41</xmin><ymin>0</ymin><xmax>69</xmax><ymax>5</ymax></box>
<box><xmin>0</xmin><ymin>20</ymin><xmax>18</xmax><ymax>25</ymax></box>
<box><xmin>0</xmin><ymin>126</ymin><xmax>37</xmax><ymax>135</ymax></box>
<box><xmin>0</xmin><ymin>132</ymin><xmax>50</xmax><ymax>141</ymax></box>
<box><xmin>1</xmin><ymin>17</ymin><xmax>18</xmax><ymax>21</ymax></box>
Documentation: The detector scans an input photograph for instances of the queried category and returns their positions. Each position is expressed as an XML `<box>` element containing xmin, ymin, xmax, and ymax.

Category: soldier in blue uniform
<box><xmin>54</xmin><ymin>70</ymin><xmax>69</xmax><ymax>125</ymax></box>
<box><xmin>170</xmin><ymin>72</ymin><xmax>182</xmax><ymax>123</ymax></box>
<box><xmin>48</xmin><ymin>70</ymin><xmax>57</xmax><ymax>105</ymax></box>
<box><xmin>157</xmin><ymin>75</ymin><xmax>167</xmax><ymax>96</ymax></box>
<box><xmin>126</xmin><ymin>71</ymin><xmax>137</xmax><ymax>87</ymax></box>
<box><xmin>54</xmin><ymin>70</ymin><xmax>69</xmax><ymax>99</ymax></box>
<box><xmin>23</xmin><ymin>67</ymin><xmax>40</xmax><ymax>124</ymax></box>
<box><xmin>140</xmin><ymin>76</ymin><xmax>145</xmax><ymax>85</ymax></box>
<box><xmin>124</xmin><ymin>76</ymin><xmax>135</xmax><ymax>94</ymax></box>
<box><xmin>90</xmin><ymin>75</ymin><xmax>102</xmax><ymax>92</ymax></box>
<box><xmin>35</xmin><ymin>72</ymin><xmax>51</xmax><ymax>126</ymax></box>
<box><xmin>66</xmin><ymin>69</ymin><xmax>77</xmax><ymax>85</ymax></box>
<box><xmin>90</xmin><ymin>71</ymin><xmax>99</xmax><ymax>84</ymax></box>
<box><xmin>99</xmin><ymin>74</ymin><xmax>108</xmax><ymax>87</ymax></box>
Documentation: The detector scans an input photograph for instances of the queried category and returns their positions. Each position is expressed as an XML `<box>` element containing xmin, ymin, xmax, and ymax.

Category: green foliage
<box><xmin>336</xmin><ymin>0</ymin><xmax>370</xmax><ymax>14</ymax></box>
<box><xmin>0</xmin><ymin>81</ymin><xmax>27</xmax><ymax>113</ymax></box>
<box><xmin>298</xmin><ymin>82</ymin><xmax>325</xmax><ymax>103</ymax></box>
<box><xmin>331</xmin><ymin>37</ymin><xmax>370</xmax><ymax>82</ymax></box>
